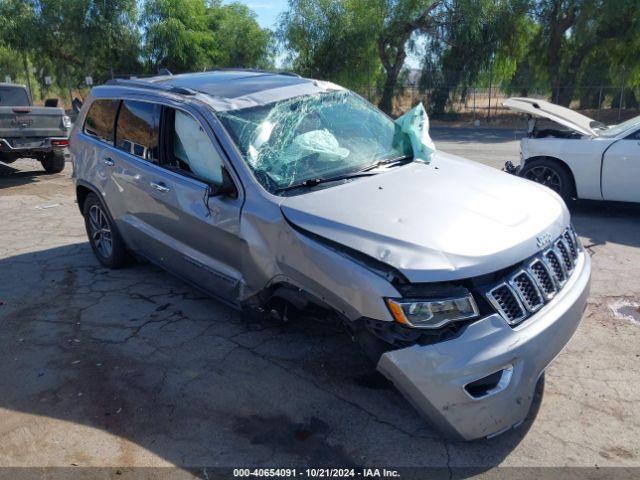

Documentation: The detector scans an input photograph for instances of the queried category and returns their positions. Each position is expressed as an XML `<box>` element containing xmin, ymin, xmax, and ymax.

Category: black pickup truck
<box><xmin>0</xmin><ymin>83</ymin><xmax>71</xmax><ymax>173</ymax></box>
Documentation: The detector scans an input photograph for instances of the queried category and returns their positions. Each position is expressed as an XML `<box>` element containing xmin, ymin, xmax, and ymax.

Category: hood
<box><xmin>281</xmin><ymin>152</ymin><xmax>570</xmax><ymax>283</ymax></box>
<box><xmin>503</xmin><ymin>97</ymin><xmax>602</xmax><ymax>136</ymax></box>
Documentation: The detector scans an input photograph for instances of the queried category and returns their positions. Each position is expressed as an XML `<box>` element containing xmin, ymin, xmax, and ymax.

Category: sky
<box><xmin>235</xmin><ymin>0</ymin><xmax>289</xmax><ymax>30</ymax></box>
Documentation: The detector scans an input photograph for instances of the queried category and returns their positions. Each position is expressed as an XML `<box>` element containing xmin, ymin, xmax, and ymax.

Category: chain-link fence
<box><xmin>5</xmin><ymin>67</ymin><xmax>638</xmax><ymax>124</ymax></box>
<box><xmin>354</xmin><ymin>84</ymin><xmax>640</xmax><ymax>123</ymax></box>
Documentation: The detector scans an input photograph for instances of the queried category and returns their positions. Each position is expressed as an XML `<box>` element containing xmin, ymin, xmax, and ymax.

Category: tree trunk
<box><xmin>22</xmin><ymin>52</ymin><xmax>33</xmax><ymax>100</ymax></box>
<box><xmin>378</xmin><ymin>68</ymin><xmax>399</xmax><ymax>115</ymax></box>
<box><xmin>430</xmin><ymin>85</ymin><xmax>452</xmax><ymax>117</ymax></box>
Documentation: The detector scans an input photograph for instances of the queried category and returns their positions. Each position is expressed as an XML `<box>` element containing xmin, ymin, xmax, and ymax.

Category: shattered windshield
<box><xmin>217</xmin><ymin>90</ymin><xmax>412</xmax><ymax>193</ymax></box>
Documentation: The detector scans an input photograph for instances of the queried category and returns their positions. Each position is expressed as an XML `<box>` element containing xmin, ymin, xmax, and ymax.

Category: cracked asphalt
<box><xmin>1</xmin><ymin>131</ymin><xmax>639</xmax><ymax>473</ymax></box>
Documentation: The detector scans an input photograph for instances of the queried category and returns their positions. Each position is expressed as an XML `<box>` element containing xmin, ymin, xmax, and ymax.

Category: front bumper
<box><xmin>377</xmin><ymin>251</ymin><xmax>591</xmax><ymax>441</ymax></box>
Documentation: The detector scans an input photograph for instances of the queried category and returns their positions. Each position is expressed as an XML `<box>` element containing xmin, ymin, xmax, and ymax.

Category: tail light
<box><xmin>51</xmin><ymin>139</ymin><xmax>69</xmax><ymax>148</ymax></box>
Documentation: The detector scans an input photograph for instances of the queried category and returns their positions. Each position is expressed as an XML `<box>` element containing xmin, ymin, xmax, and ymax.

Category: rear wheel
<box><xmin>41</xmin><ymin>150</ymin><xmax>66</xmax><ymax>173</ymax></box>
<box><xmin>520</xmin><ymin>158</ymin><xmax>574</xmax><ymax>203</ymax></box>
<box><xmin>83</xmin><ymin>193</ymin><xmax>132</xmax><ymax>268</ymax></box>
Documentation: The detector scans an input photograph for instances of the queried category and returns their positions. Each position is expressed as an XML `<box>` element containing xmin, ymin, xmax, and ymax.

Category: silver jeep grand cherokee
<box><xmin>70</xmin><ymin>69</ymin><xmax>591</xmax><ymax>441</ymax></box>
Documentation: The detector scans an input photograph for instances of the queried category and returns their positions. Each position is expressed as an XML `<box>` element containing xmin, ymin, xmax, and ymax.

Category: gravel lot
<box><xmin>1</xmin><ymin>127</ymin><xmax>639</xmax><ymax>474</ymax></box>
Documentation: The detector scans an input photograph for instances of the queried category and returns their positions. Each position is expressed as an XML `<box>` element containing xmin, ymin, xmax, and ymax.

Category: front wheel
<box><xmin>520</xmin><ymin>159</ymin><xmax>574</xmax><ymax>203</ymax></box>
<box><xmin>41</xmin><ymin>150</ymin><xmax>66</xmax><ymax>173</ymax></box>
<box><xmin>83</xmin><ymin>193</ymin><xmax>132</xmax><ymax>268</ymax></box>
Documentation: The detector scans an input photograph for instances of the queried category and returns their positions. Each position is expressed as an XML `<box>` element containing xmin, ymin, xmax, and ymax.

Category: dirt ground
<box><xmin>0</xmin><ymin>131</ymin><xmax>639</xmax><ymax>476</ymax></box>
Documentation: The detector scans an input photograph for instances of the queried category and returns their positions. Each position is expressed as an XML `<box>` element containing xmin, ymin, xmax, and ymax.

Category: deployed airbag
<box><xmin>394</xmin><ymin>103</ymin><xmax>436</xmax><ymax>163</ymax></box>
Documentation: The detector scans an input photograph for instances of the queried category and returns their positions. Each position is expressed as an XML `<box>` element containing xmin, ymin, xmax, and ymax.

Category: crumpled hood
<box><xmin>281</xmin><ymin>151</ymin><xmax>570</xmax><ymax>283</ymax></box>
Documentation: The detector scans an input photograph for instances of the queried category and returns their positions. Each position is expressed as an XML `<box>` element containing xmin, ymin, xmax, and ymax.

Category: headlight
<box><xmin>62</xmin><ymin>115</ymin><xmax>72</xmax><ymax>130</ymax></box>
<box><xmin>385</xmin><ymin>294</ymin><xmax>479</xmax><ymax>329</ymax></box>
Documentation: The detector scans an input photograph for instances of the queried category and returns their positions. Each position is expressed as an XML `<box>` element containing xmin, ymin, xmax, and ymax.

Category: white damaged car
<box><xmin>503</xmin><ymin>97</ymin><xmax>640</xmax><ymax>203</ymax></box>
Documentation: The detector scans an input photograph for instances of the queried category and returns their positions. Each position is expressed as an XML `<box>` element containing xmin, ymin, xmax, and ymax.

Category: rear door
<box><xmin>601</xmin><ymin>130</ymin><xmax>640</xmax><ymax>202</ymax></box>
<box><xmin>106</xmin><ymin>99</ymin><xmax>164</xmax><ymax>248</ymax></box>
<box><xmin>112</xmin><ymin>99</ymin><xmax>245</xmax><ymax>304</ymax></box>
<box><xmin>78</xmin><ymin>98</ymin><xmax>126</xmax><ymax>217</ymax></box>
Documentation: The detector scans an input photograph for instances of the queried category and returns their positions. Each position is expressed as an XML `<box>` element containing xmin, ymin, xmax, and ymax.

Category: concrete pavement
<box><xmin>0</xmin><ymin>136</ymin><xmax>639</xmax><ymax>473</ymax></box>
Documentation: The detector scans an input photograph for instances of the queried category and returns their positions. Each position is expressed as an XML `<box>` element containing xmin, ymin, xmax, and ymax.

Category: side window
<box><xmin>627</xmin><ymin>130</ymin><xmax>640</xmax><ymax>141</ymax></box>
<box><xmin>116</xmin><ymin>100</ymin><xmax>159</xmax><ymax>163</ymax></box>
<box><xmin>168</xmin><ymin>109</ymin><xmax>223</xmax><ymax>184</ymax></box>
<box><xmin>83</xmin><ymin>99</ymin><xmax>119</xmax><ymax>144</ymax></box>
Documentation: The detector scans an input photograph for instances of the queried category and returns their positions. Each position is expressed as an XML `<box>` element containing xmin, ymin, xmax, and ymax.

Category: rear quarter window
<box><xmin>115</xmin><ymin>100</ymin><xmax>159</xmax><ymax>163</ymax></box>
<box><xmin>84</xmin><ymin>99</ymin><xmax>119</xmax><ymax>144</ymax></box>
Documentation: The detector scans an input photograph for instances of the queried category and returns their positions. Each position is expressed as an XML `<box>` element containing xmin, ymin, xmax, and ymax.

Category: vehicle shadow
<box><xmin>570</xmin><ymin>200</ymin><xmax>640</xmax><ymax>250</ymax></box>
<box><xmin>0</xmin><ymin>242</ymin><xmax>537</xmax><ymax>473</ymax></box>
<box><xmin>0</xmin><ymin>161</ymin><xmax>50</xmax><ymax>189</ymax></box>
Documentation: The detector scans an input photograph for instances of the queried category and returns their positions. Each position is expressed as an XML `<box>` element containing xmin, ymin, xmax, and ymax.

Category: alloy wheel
<box><xmin>88</xmin><ymin>205</ymin><xmax>113</xmax><ymax>258</ymax></box>
<box><xmin>524</xmin><ymin>166</ymin><xmax>562</xmax><ymax>194</ymax></box>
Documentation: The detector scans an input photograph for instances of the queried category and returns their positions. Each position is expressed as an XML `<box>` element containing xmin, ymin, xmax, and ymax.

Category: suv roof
<box><xmin>102</xmin><ymin>68</ymin><xmax>343</xmax><ymax>112</ymax></box>
<box><xmin>149</xmin><ymin>69</ymin><xmax>305</xmax><ymax>98</ymax></box>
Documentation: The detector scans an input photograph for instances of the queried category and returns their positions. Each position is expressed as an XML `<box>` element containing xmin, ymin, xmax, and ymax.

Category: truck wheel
<box><xmin>41</xmin><ymin>150</ymin><xmax>66</xmax><ymax>173</ymax></box>
<box><xmin>520</xmin><ymin>158</ymin><xmax>574</xmax><ymax>203</ymax></box>
<box><xmin>83</xmin><ymin>193</ymin><xmax>132</xmax><ymax>269</ymax></box>
<box><xmin>0</xmin><ymin>153</ymin><xmax>16</xmax><ymax>165</ymax></box>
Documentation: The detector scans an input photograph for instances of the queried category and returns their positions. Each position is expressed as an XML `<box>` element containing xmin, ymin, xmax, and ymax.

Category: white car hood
<box><xmin>503</xmin><ymin>97</ymin><xmax>601</xmax><ymax>137</ymax></box>
<box><xmin>281</xmin><ymin>151</ymin><xmax>570</xmax><ymax>283</ymax></box>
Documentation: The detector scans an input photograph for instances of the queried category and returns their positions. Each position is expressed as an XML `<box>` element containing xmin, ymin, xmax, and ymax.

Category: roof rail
<box><xmin>104</xmin><ymin>78</ymin><xmax>196</xmax><ymax>96</ymax></box>
<box><xmin>208</xmin><ymin>67</ymin><xmax>301</xmax><ymax>78</ymax></box>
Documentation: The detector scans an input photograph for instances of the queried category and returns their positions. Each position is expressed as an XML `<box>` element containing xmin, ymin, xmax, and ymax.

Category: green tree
<box><xmin>208</xmin><ymin>2</ymin><xmax>273</xmax><ymax>68</ymax></box>
<box><xmin>142</xmin><ymin>0</ymin><xmax>215</xmax><ymax>72</ymax></box>
<box><xmin>531</xmin><ymin>0</ymin><xmax>639</xmax><ymax>106</ymax></box>
<box><xmin>423</xmin><ymin>0</ymin><xmax>530</xmax><ymax>116</ymax></box>
<box><xmin>375</xmin><ymin>0</ymin><xmax>443</xmax><ymax>114</ymax></box>
<box><xmin>0</xmin><ymin>0</ymin><xmax>141</xmax><ymax>100</ymax></box>
<box><xmin>278</xmin><ymin>0</ymin><xmax>382</xmax><ymax>91</ymax></box>
<box><xmin>142</xmin><ymin>0</ymin><xmax>272</xmax><ymax>73</ymax></box>
<box><xmin>279</xmin><ymin>0</ymin><xmax>445</xmax><ymax>114</ymax></box>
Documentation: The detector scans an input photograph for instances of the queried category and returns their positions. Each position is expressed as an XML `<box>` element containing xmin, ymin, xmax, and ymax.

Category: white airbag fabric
<box><xmin>394</xmin><ymin>103</ymin><xmax>436</xmax><ymax>163</ymax></box>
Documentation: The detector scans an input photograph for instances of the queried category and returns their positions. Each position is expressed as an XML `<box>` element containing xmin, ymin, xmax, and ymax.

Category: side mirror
<box><xmin>44</xmin><ymin>98</ymin><xmax>59</xmax><ymax>107</ymax></box>
<box><xmin>210</xmin><ymin>166</ymin><xmax>238</xmax><ymax>199</ymax></box>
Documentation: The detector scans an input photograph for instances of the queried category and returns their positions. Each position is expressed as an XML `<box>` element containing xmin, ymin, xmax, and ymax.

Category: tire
<box><xmin>41</xmin><ymin>150</ymin><xmax>66</xmax><ymax>173</ymax></box>
<box><xmin>520</xmin><ymin>158</ymin><xmax>574</xmax><ymax>203</ymax></box>
<box><xmin>0</xmin><ymin>153</ymin><xmax>16</xmax><ymax>164</ymax></box>
<box><xmin>83</xmin><ymin>193</ymin><xmax>132</xmax><ymax>268</ymax></box>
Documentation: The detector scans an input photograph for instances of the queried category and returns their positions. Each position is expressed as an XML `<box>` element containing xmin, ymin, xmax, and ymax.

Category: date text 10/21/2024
<box><xmin>232</xmin><ymin>468</ymin><xmax>401</xmax><ymax>478</ymax></box>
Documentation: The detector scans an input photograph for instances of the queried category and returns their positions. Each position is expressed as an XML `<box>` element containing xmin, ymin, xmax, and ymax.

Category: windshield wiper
<box><xmin>274</xmin><ymin>155</ymin><xmax>413</xmax><ymax>194</ymax></box>
<box><xmin>275</xmin><ymin>171</ymin><xmax>377</xmax><ymax>193</ymax></box>
<box><xmin>359</xmin><ymin>154</ymin><xmax>414</xmax><ymax>172</ymax></box>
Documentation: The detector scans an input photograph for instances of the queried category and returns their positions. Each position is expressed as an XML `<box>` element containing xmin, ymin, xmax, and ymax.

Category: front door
<box><xmin>112</xmin><ymin>100</ymin><xmax>244</xmax><ymax>304</ymax></box>
<box><xmin>601</xmin><ymin>130</ymin><xmax>640</xmax><ymax>203</ymax></box>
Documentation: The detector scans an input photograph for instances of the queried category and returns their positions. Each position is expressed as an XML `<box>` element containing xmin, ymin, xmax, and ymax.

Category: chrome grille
<box><xmin>527</xmin><ymin>259</ymin><xmax>557</xmax><ymax>299</ymax></box>
<box><xmin>563</xmin><ymin>230</ymin><xmax>578</xmax><ymax>259</ymax></box>
<box><xmin>510</xmin><ymin>270</ymin><xmax>544</xmax><ymax>312</ymax></box>
<box><xmin>555</xmin><ymin>239</ymin><xmax>574</xmax><ymax>273</ymax></box>
<box><xmin>486</xmin><ymin>284</ymin><xmax>527</xmax><ymax>325</ymax></box>
<box><xmin>544</xmin><ymin>249</ymin><xmax>566</xmax><ymax>285</ymax></box>
<box><xmin>484</xmin><ymin>227</ymin><xmax>580</xmax><ymax>326</ymax></box>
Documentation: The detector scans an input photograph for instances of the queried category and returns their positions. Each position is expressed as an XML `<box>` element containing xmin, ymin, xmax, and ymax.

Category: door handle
<box><xmin>150</xmin><ymin>181</ymin><xmax>171</xmax><ymax>193</ymax></box>
<box><xmin>103</xmin><ymin>157</ymin><xmax>115</xmax><ymax>167</ymax></box>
